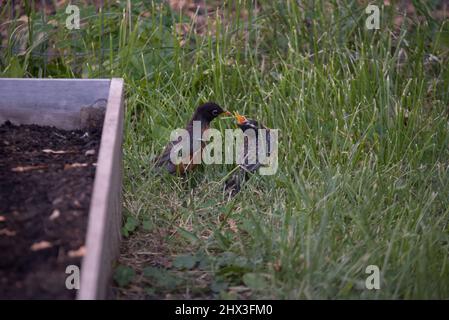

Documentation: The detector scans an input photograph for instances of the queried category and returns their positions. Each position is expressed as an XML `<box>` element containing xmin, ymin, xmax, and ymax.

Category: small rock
<box><xmin>11</xmin><ymin>165</ymin><xmax>47</xmax><ymax>172</ymax></box>
<box><xmin>73</xmin><ymin>199</ymin><xmax>82</xmax><ymax>208</ymax></box>
<box><xmin>85</xmin><ymin>149</ymin><xmax>96</xmax><ymax>156</ymax></box>
<box><xmin>52</xmin><ymin>197</ymin><xmax>64</xmax><ymax>206</ymax></box>
<box><xmin>42</xmin><ymin>149</ymin><xmax>70</xmax><ymax>154</ymax></box>
<box><xmin>0</xmin><ymin>228</ymin><xmax>16</xmax><ymax>236</ymax></box>
<box><xmin>68</xmin><ymin>246</ymin><xmax>86</xmax><ymax>258</ymax></box>
<box><xmin>64</xmin><ymin>163</ymin><xmax>88</xmax><ymax>170</ymax></box>
<box><xmin>49</xmin><ymin>209</ymin><xmax>60</xmax><ymax>221</ymax></box>
<box><xmin>30</xmin><ymin>241</ymin><xmax>52</xmax><ymax>251</ymax></box>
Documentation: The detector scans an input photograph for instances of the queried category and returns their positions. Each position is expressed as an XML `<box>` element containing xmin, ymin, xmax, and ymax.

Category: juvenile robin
<box><xmin>224</xmin><ymin>111</ymin><xmax>272</xmax><ymax>197</ymax></box>
<box><xmin>154</xmin><ymin>102</ymin><xmax>231</xmax><ymax>175</ymax></box>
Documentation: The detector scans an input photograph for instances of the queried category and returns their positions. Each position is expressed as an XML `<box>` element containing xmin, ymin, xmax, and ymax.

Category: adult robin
<box><xmin>154</xmin><ymin>102</ymin><xmax>231</xmax><ymax>175</ymax></box>
<box><xmin>224</xmin><ymin>111</ymin><xmax>272</xmax><ymax>197</ymax></box>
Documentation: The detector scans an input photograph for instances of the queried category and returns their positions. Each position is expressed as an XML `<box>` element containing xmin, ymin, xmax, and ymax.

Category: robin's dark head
<box><xmin>234</xmin><ymin>111</ymin><xmax>259</xmax><ymax>131</ymax></box>
<box><xmin>193</xmin><ymin>102</ymin><xmax>231</xmax><ymax>122</ymax></box>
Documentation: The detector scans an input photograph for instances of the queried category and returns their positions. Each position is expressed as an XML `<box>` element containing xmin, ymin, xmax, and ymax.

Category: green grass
<box><xmin>2</xmin><ymin>0</ymin><xmax>449</xmax><ymax>299</ymax></box>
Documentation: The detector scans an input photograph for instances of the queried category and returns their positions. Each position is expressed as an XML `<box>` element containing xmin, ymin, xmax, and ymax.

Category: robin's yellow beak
<box><xmin>234</xmin><ymin>111</ymin><xmax>247</xmax><ymax>125</ymax></box>
<box><xmin>222</xmin><ymin>111</ymin><xmax>232</xmax><ymax>116</ymax></box>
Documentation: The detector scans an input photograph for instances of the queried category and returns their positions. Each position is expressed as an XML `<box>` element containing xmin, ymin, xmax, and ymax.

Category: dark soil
<box><xmin>0</xmin><ymin>121</ymin><xmax>101</xmax><ymax>299</ymax></box>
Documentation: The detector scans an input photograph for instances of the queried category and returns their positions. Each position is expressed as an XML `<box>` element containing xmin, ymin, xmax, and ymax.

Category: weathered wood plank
<box><xmin>0</xmin><ymin>79</ymin><xmax>110</xmax><ymax>130</ymax></box>
<box><xmin>77</xmin><ymin>78</ymin><xmax>124</xmax><ymax>300</ymax></box>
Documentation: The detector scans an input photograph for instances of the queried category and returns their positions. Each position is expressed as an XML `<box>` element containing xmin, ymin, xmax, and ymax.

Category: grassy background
<box><xmin>1</xmin><ymin>0</ymin><xmax>449</xmax><ymax>299</ymax></box>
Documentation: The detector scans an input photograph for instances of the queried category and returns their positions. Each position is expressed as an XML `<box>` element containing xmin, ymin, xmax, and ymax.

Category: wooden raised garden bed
<box><xmin>0</xmin><ymin>78</ymin><xmax>124</xmax><ymax>300</ymax></box>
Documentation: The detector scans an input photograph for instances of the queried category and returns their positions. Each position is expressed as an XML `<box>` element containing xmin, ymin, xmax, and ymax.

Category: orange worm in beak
<box><xmin>233</xmin><ymin>111</ymin><xmax>248</xmax><ymax>125</ymax></box>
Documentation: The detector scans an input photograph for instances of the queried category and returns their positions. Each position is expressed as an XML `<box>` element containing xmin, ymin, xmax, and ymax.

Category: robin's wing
<box><xmin>154</xmin><ymin>134</ymin><xmax>183</xmax><ymax>174</ymax></box>
<box><xmin>243</xmin><ymin>162</ymin><xmax>262</xmax><ymax>173</ymax></box>
<box><xmin>246</xmin><ymin>126</ymin><xmax>271</xmax><ymax>172</ymax></box>
<box><xmin>154</xmin><ymin>145</ymin><xmax>175</xmax><ymax>174</ymax></box>
<box><xmin>238</xmin><ymin>125</ymin><xmax>271</xmax><ymax>174</ymax></box>
<box><xmin>154</xmin><ymin>122</ymin><xmax>206</xmax><ymax>174</ymax></box>
<box><xmin>240</xmin><ymin>128</ymin><xmax>261</xmax><ymax>173</ymax></box>
<box><xmin>154</xmin><ymin>141</ymin><xmax>174</xmax><ymax>164</ymax></box>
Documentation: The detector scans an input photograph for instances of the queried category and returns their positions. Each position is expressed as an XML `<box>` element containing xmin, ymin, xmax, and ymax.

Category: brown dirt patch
<box><xmin>0</xmin><ymin>121</ymin><xmax>101</xmax><ymax>299</ymax></box>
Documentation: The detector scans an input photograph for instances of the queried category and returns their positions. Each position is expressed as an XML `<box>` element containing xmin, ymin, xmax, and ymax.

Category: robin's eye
<box><xmin>212</xmin><ymin>109</ymin><xmax>219</xmax><ymax>116</ymax></box>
